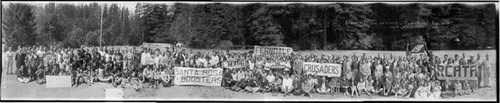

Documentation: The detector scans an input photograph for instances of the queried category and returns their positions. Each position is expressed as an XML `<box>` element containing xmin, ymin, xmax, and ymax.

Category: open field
<box><xmin>1</xmin><ymin>50</ymin><xmax>496</xmax><ymax>101</ymax></box>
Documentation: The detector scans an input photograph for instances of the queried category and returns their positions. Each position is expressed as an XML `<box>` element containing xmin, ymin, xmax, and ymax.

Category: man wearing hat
<box><xmin>459</xmin><ymin>53</ymin><xmax>467</xmax><ymax>65</ymax></box>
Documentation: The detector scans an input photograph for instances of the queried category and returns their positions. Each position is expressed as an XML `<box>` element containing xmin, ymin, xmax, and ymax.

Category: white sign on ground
<box><xmin>106</xmin><ymin>88</ymin><xmax>124</xmax><ymax>100</ymax></box>
<box><xmin>45</xmin><ymin>75</ymin><xmax>72</xmax><ymax>88</ymax></box>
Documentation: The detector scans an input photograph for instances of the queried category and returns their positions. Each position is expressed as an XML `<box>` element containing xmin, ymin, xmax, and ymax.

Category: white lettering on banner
<box><xmin>173</xmin><ymin>67</ymin><xmax>223</xmax><ymax>86</ymax></box>
<box><xmin>46</xmin><ymin>76</ymin><xmax>72</xmax><ymax>88</ymax></box>
<box><xmin>302</xmin><ymin>62</ymin><xmax>342</xmax><ymax>77</ymax></box>
<box><xmin>253</xmin><ymin>46</ymin><xmax>293</xmax><ymax>56</ymax></box>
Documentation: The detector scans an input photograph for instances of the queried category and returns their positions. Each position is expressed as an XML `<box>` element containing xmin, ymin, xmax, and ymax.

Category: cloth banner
<box><xmin>105</xmin><ymin>88</ymin><xmax>124</xmax><ymax>100</ymax></box>
<box><xmin>173</xmin><ymin>67</ymin><xmax>223</xmax><ymax>86</ymax></box>
<box><xmin>224</xmin><ymin>60</ymin><xmax>247</xmax><ymax>68</ymax></box>
<box><xmin>46</xmin><ymin>75</ymin><xmax>72</xmax><ymax>88</ymax></box>
<box><xmin>436</xmin><ymin>65</ymin><xmax>479</xmax><ymax>80</ymax></box>
<box><xmin>142</xmin><ymin>43</ymin><xmax>173</xmax><ymax>48</ymax></box>
<box><xmin>264</xmin><ymin>62</ymin><xmax>291</xmax><ymax>69</ymax></box>
<box><xmin>253</xmin><ymin>46</ymin><xmax>293</xmax><ymax>56</ymax></box>
<box><xmin>302</xmin><ymin>62</ymin><xmax>342</xmax><ymax>77</ymax></box>
<box><xmin>406</xmin><ymin>43</ymin><xmax>429</xmax><ymax>56</ymax></box>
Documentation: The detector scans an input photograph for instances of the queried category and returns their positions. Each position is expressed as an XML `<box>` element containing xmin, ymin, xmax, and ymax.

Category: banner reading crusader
<box><xmin>436</xmin><ymin>65</ymin><xmax>479</xmax><ymax>80</ymax></box>
<box><xmin>173</xmin><ymin>67</ymin><xmax>223</xmax><ymax>86</ymax></box>
<box><xmin>302</xmin><ymin>62</ymin><xmax>342</xmax><ymax>77</ymax></box>
<box><xmin>253</xmin><ymin>46</ymin><xmax>293</xmax><ymax>56</ymax></box>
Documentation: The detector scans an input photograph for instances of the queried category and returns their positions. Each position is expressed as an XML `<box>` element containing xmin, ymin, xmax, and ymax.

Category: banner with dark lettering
<box><xmin>173</xmin><ymin>67</ymin><xmax>223</xmax><ymax>86</ymax></box>
<box><xmin>224</xmin><ymin>60</ymin><xmax>247</xmax><ymax>68</ymax></box>
<box><xmin>264</xmin><ymin>61</ymin><xmax>291</xmax><ymax>69</ymax></box>
<box><xmin>302</xmin><ymin>62</ymin><xmax>342</xmax><ymax>77</ymax></box>
<box><xmin>142</xmin><ymin>43</ymin><xmax>173</xmax><ymax>48</ymax></box>
<box><xmin>253</xmin><ymin>46</ymin><xmax>293</xmax><ymax>56</ymax></box>
<box><xmin>436</xmin><ymin>65</ymin><xmax>479</xmax><ymax>80</ymax></box>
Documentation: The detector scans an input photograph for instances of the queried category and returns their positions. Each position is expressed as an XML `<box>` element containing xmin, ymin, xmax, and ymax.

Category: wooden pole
<box><xmin>100</xmin><ymin>4</ymin><xmax>104</xmax><ymax>46</ymax></box>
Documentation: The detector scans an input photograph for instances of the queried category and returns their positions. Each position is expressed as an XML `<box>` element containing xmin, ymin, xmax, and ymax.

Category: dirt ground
<box><xmin>1</xmin><ymin>50</ymin><xmax>496</xmax><ymax>101</ymax></box>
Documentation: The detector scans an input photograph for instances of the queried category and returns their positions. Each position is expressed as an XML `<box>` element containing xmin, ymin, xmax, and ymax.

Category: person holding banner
<box><xmin>414</xmin><ymin>80</ymin><xmax>431</xmax><ymax>99</ymax></box>
<box><xmin>393</xmin><ymin>79</ymin><xmax>405</xmax><ymax>97</ymax></box>
<box><xmin>230</xmin><ymin>69</ymin><xmax>245</xmax><ymax>92</ymax></box>
<box><xmin>263</xmin><ymin>71</ymin><xmax>275</xmax><ymax>93</ymax></box>
<box><xmin>271</xmin><ymin>73</ymin><xmax>283</xmax><ymax>96</ymax></box>
<box><xmin>302</xmin><ymin>75</ymin><xmax>314</xmax><ymax>98</ymax></box>
<box><xmin>364</xmin><ymin>76</ymin><xmax>376</xmax><ymax>97</ymax></box>
<box><xmin>453</xmin><ymin>80</ymin><xmax>464</xmax><ymax>96</ymax></box>
<box><xmin>441</xmin><ymin>79</ymin><xmax>454</xmax><ymax>98</ymax></box>
<box><xmin>462</xmin><ymin>80</ymin><xmax>472</xmax><ymax>95</ymax></box>
<box><xmin>317</xmin><ymin>76</ymin><xmax>330</xmax><ymax>94</ymax></box>
<box><xmin>281</xmin><ymin>74</ymin><xmax>294</xmax><ymax>96</ymax></box>
<box><xmin>244</xmin><ymin>75</ymin><xmax>262</xmax><ymax>94</ymax></box>
<box><xmin>129</xmin><ymin>70</ymin><xmax>143</xmax><ymax>91</ymax></box>
<box><xmin>35</xmin><ymin>62</ymin><xmax>47</xmax><ymax>84</ymax></box>
<box><xmin>291</xmin><ymin>74</ymin><xmax>304</xmax><ymax>96</ymax></box>
<box><xmin>328</xmin><ymin>76</ymin><xmax>341</xmax><ymax>94</ymax></box>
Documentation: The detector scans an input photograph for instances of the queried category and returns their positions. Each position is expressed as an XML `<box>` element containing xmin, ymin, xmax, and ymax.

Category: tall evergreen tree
<box><xmin>2</xmin><ymin>3</ymin><xmax>37</xmax><ymax>48</ymax></box>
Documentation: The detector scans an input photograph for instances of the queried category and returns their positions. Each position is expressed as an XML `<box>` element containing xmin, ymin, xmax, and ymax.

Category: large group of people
<box><xmin>1</xmin><ymin>45</ymin><xmax>493</xmax><ymax>99</ymax></box>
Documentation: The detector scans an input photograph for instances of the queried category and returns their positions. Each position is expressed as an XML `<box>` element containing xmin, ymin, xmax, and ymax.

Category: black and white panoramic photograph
<box><xmin>1</xmin><ymin>1</ymin><xmax>498</xmax><ymax>102</ymax></box>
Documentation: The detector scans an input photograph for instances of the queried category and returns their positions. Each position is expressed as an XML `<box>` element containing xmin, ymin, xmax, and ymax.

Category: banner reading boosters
<box><xmin>302</xmin><ymin>62</ymin><xmax>342</xmax><ymax>77</ymax></box>
<box><xmin>436</xmin><ymin>65</ymin><xmax>479</xmax><ymax>80</ymax></box>
<box><xmin>253</xmin><ymin>46</ymin><xmax>293</xmax><ymax>56</ymax></box>
<box><xmin>173</xmin><ymin>67</ymin><xmax>223</xmax><ymax>86</ymax></box>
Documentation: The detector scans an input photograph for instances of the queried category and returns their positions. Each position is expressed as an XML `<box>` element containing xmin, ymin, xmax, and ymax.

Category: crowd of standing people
<box><xmin>1</xmin><ymin>45</ymin><xmax>493</xmax><ymax>99</ymax></box>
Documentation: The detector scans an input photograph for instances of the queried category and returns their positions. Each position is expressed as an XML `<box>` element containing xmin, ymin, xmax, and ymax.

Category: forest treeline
<box><xmin>2</xmin><ymin>3</ymin><xmax>497</xmax><ymax>50</ymax></box>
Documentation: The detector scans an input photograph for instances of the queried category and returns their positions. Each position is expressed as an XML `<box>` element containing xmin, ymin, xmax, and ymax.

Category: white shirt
<box><xmin>264</xmin><ymin>62</ymin><xmax>272</xmax><ymax>70</ymax></box>
<box><xmin>375</xmin><ymin>64</ymin><xmax>383</xmax><ymax>78</ymax></box>
<box><xmin>248</xmin><ymin>61</ymin><xmax>255</xmax><ymax>70</ymax></box>
<box><xmin>144</xmin><ymin>53</ymin><xmax>152</xmax><ymax>65</ymax></box>
<box><xmin>140</xmin><ymin>53</ymin><xmax>146</xmax><ymax>65</ymax></box>
<box><xmin>2</xmin><ymin>51</ymin><xmax>6</xmax><ymax>68</ymax></box>
<box><xmin>282</xmin><ymin>77</ymin><xmax>293</xmax><ymax>87</ymax></box>
<box><xmin>154</xmin><ymin>55</ymin><xmax>162</xmax><ymax>65</ymax></box>
<box><xmin>267</xmin><ymin>75</ymin><xmax>275</xmax><ymax>83</ymax></box>
<box><xmin>282</xmin><ymin>61</ymin><xmax>291</xmax><ymax>68</ymax></box>
<box><xmin>197</xmin><ymin>58</ymin><xmax>207</xmax><ymax>67</ymax></box>
<box><xmin>222</xmin><ymin>61</ymin><xmax>229</xmax><ymax>67</ymax></box>
<box><xmin>210</xmin><ymin>56</ymin><xmax>219</xmax><ymax>66</ymax></box>
<box><xmin>37</xmin><ymin>50</ymin><xmax>44</xmax><ymax>57</ymax></box>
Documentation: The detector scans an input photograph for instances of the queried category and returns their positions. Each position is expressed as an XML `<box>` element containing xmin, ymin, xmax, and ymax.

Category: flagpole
<box><xmin>100</xmin><ymin>4</ymin><xmax>104</xmax><ymax>47</ymax></box>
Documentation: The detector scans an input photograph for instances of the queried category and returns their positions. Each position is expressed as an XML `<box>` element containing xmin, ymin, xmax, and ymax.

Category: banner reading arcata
<box><xmin>253</xmin><ymin>46</ymin><xmax>293</xmax><ymax>56</ymax></box>
<box><xmin>436</xmin><ymin>65</ymin><xmax>479</xmax><ymax>80</ymax></box>
<box><xmin>302</xmin><ymin>62</ymin><xmax>342</xmax><ymax>77</ymax></box>
<box><xmin>173</xmin><ymin>67</ymin><xmax>223</xmax><ymax>86</ymax></box>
